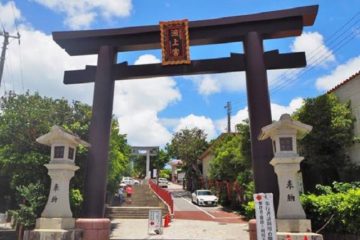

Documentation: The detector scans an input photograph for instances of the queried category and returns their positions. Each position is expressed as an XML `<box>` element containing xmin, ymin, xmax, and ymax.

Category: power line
<box><xmin>271</xmin><ymin>24</ymin><xmax>359</xmax><ymax>94</ymax></box>
<box><xmin>271</xmin><ymin>20</ymin><xmax>360</xmax><ymax>92</ymax></box>
<box><xmin>271</xmin><ymin>19</ymin><xmax>359</xmax><ymax>93</ymax></box>
<box><xmin>269</xmin><ymin>11</ymin><xmax>360</xmax><ymax>94</ymax></box>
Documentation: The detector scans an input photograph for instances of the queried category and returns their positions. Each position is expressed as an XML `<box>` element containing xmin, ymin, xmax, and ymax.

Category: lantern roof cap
<box><xmin>258</xmin><ymin>114</ymin><xmax>312</xmax><ymax>140</ymax></box>
<box><xmin>36</xmin><ymin>125</ymin><xmax>90</xmax><ymax>147</ymax></box>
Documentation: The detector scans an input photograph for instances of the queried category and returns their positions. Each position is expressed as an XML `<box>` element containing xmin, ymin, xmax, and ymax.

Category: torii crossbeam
<box><xmin>53</xmin><ymin>5</ymin><xmax>318</xmax><ymax>218</ymax></box>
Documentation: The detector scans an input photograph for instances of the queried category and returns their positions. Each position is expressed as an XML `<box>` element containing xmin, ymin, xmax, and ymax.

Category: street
<box><xmin>168</xmin><ymin>182</ymin><xmax>247</xmax><ymax>223</ymax></box>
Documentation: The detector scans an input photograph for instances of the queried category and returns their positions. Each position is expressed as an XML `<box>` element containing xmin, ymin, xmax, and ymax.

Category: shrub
<box><xmin>243</xmin><ymin>200</ymin><xmax>255</xmax><ymax>219</ymax></box>
<box><xmin>70</xmin><ymin>189</ymin><xmax>83</xmax><ymax>217</ymax></box>
<box><xmin>301</xmin><ymin>182</ymin><xmax>360</xmax><ymax>235</ymax></box>
<box><xmin>15</xmin><ymin>182</ymin><xmax>47</xmax><ymax>229</ymax></box>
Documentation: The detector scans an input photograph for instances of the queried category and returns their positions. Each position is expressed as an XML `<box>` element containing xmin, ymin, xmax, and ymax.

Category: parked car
<box><xmin>120</xmin><ymin>177</ymin><xmax>140</xmax><ymax>187</ymax></box>
<box><xmin>192</xmin><ymin>189</ymin><xmax>218</xmax><ymax>206</ymax></box>
<box><xmin>158</xmin><ymin>178</ymin><xmax>168</xmax><ymax>188</ymax></box>
<box><xmin>152</xmin><ymin>178</ymin><xmax>168</xmax><ymax>188</ymax></box>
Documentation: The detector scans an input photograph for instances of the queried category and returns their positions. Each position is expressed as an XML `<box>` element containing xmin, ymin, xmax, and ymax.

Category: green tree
<box><xmin>209</xmin><ymin>122</ymin><xmax>253</xmax><ymax>207</ymax></box>
<box><xmin>107</xmin><ymin>120</ymin><xmax>132</xmax><ymax>194</ymax></box>
<box><xmin>209</xmin><ymin>122</ymin><xmax>252</xmax><ymax>181</ymax></box>
<box><xmin>168</xmin><ymin>128</ymin><xmax>208</xmax><ymax>192</ymax></box>
<box><xmin>0</xmin><ymin>92</ymin><xmax>130</xmax><ymax>227</ymax></box>
<box><xmin>293</xmin><ymin>93</ymin><xmax>355</xmax><ymax>190</ymax></box>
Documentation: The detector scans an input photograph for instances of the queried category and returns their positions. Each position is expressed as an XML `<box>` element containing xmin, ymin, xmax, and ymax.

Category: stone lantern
<box><xmin>33</xmin><ymin>126</ymin><xmax>89</xmax><ymax>238</ymax></box>
<box><xmin>258</xmin><ymin>114</ymin><xmax>312</xmax><ymax>233</ymax></box>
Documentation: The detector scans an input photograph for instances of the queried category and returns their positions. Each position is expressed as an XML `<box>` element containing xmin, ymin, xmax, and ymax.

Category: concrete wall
<box><xmin>333</xmin><ymin>74</ymin><xmax>360</xmax><ymax>164</ymax></box>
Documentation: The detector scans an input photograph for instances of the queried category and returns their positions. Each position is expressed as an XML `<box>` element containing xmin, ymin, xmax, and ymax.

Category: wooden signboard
<box><xmin>160</xmin><ymin>19</ymin><xmax>190</xmax><ymax>65</ymax></box>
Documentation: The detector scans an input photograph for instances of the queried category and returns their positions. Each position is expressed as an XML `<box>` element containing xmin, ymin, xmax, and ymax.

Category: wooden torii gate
<box><xmin>53</xmin><ymin>5</ymin><xmax>318</xmax><ymax>218</ymax></box>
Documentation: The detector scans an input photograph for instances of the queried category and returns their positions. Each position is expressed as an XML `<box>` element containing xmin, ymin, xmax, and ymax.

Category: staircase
<box><xmin>106</xmin><ymin>184</ymin><xmax>169</xmax><ymax>219</ymax></box>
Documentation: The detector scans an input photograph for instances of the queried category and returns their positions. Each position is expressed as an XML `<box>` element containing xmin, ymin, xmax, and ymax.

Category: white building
<box><xmin>328</xmin><ymin>70</ymin><xmax>360</xmax><ymax>165</ymax></box>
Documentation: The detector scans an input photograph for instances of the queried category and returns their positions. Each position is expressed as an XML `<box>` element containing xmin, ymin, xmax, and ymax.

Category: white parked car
<box><xmin>192</xmin><ymin>189</ymin><xmax>218</xmax><ymax>206</ymax></box>
<box><xmin>158</xmin><ymin>178</ymin><xmax>168</xmax><ymax>188</ymax></box>
<box><xmin>153</xmin><ymin>178</ymin><xmax>168</xmax><ymax>188</ymax></box>
<box><xmin>120</xmin><ymin>177</ymin><xmax>139</xmax><ymax>187</ymax></box>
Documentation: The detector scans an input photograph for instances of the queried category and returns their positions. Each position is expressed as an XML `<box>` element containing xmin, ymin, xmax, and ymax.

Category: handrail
<box><xmin>148</xmin><ymin>180</ymin><xmax>174</xmax><ymax>215</ymax></box>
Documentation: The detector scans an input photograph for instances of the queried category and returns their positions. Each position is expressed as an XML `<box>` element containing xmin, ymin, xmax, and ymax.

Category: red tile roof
<box><xmin>327</xmin><ymin>70</ymin><xmax>360</xmax><ymax>93</ymax></box>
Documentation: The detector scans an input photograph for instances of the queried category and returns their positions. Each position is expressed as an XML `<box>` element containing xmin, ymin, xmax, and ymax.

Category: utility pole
<box><xmin>0</xmin><ymin>30</ymin><xmax>20</xmax><ymax>86</ymax></box>
<box><xmin>224</xmin><ymin>101</ymin><xmax>232</xmax><ymax>133</ymax></box>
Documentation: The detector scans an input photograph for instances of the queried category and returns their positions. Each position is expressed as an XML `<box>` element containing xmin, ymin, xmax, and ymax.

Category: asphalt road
<box><xmin>167</xmin><ymin>182</ymin><xmax>246</xmax><ymax>223</ymax></box>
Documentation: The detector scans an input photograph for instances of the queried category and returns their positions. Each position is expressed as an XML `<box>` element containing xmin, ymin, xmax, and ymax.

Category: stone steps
<box><xmin>106</xmin><ymin>207</ymin><xmax>167</xmax><ymax>219</ymax></box>
<box><xmin>106</xmin><ymin>183</ymin><xmax>169</xmax><ymax>219</ymax></box>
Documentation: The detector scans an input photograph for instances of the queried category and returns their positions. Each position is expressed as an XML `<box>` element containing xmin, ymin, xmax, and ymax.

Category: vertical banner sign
<box><xmin>254</xmin><ymin>193</ymin><xmax>277</xmax><ymax>240</ymax></box>
<box><xmin>148</xmin><ymin>209</ymin><xmax>162</xmax><ymax>235</ymax></box>
<box><xmin>160</xmin><ymin>19</ymin><xmax>191</xmax><ymax>65</ymax></box>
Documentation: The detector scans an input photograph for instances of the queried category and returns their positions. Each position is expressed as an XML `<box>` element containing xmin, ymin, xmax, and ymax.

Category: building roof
<box><xmin>198</xmin><ymin>132</ymin><xmax>237</xmax><ymax>161</ymax></box>
<box><xmin>327</xmin><ymin>70</ymin><xmax>360</xmax><ymax>93</ymax></box>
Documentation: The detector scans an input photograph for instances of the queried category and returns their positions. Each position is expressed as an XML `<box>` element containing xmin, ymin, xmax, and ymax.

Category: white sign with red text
<box><xmin>254</xmin><ymin>193</ymin><xmax>277</xmax><ymax>240</ymax></box>
<box><xmin>148</xmin><ymin>209</ymin><xmax>162</xmax><ymax>235</ymax></box>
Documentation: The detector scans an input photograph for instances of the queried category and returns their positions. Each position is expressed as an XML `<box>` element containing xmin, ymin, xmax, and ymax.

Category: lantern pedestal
<box><xmin>270</xmin><ymin>157</ymin><xmax>310</xmax><ymax>232</ymax></box>
<box><xmin>40</xmin><ymin>164</ymin><xmax>79</xmax><ymax>220</ymax></box>
<box><xmin>277</xmin><ymin>219</ymin><xmax>312</xmax><ymax>233</ymax></box>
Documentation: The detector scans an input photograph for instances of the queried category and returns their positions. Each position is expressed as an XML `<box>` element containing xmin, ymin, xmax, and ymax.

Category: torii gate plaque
<box><xmin>53</xmin><ymin>5</ymin><xmax>318</xmax><ymax>218</ymax></box>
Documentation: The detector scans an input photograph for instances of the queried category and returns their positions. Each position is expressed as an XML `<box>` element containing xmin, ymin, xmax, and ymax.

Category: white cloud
<box><xmin>33</xmin><ymin>0</ymin><xmax>132</xmax><ymax>29</ymax></box>
<box><xmin>271</xmin><ymin>98</ymin><xmax>304</xmax><ymax>120</ymax></box>
<box><xmin>189</xmin><ymin>68</ymin><xmax>297</xmax><ymax>96</ymax></box>
<box><xmin>316</xmin><ymin>56</ymin><xmax>360</xmax><ymax>91</ymax></box>
<box><xmin>1</xmin><ymin>1</ymin><xmax>96</xmax><ymax>103</ymax></box>
<box><xmin>174</xmin><ymin>114</ymin><xmax>217</xmax><ymax>140</ymax></box>
<box><xmin>117</xmin><ymin>111</ymin><xmax>173</xmax><ymax>147</ymax></box>
<box><xmin>291</xmin><ymin>31</ymin><xmax>335</xmax><ymax>66</ymax></box>
<box><xmin>215</xmin><ymin>98</ymin><xmax>304</xmax><ymax>133</ymax></box>
<box><xmin>189</xmin><ymin>72</ymin><xmax>247</xmax><ymax>96</ymax></box>
<box><xmin>197</xmin><ymin>75</ymin><xmax>221</xmax><ymax>95</ymax></box>
<box><xmin>113</xmin><ymin>54</ymin><xmax>181</xmax><ymax>146</ymax></box>
<box><xmin>0</xmin><ymin>1</ymin><xmax>21</xmax><ymax>31</ymax></box>
<box><xmin>4</xmin><ymin>25</ymin><xmax>96</xmax><ymax>103</ymax></box>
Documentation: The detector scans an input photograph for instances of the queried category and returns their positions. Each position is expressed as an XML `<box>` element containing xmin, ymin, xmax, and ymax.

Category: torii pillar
<box><xmin>85</xmin><ymin>46</ymin><xmax>117</xmax><ymax>217</ymax></box>
<box><xmin>244</xmin><ymin>32</ymin><xmax>277</xmax><ymax>203</ymax></box>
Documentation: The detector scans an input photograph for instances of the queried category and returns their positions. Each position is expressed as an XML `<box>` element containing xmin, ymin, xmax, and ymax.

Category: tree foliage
<box><xmin>0</xmin><ymin>92</ymin><xmax>130</xmax><ymax>226</ymax></box>
<box><xmin>168</xmin><ymin>128</ymin><xmax>208</xmax><ymax>192</ymax></box>
<box><xmin>209</xmin><ymin>122</ymin><xmax>252</xmax><ymax>182</ymax></box>
<box><xmin>293</xmin><ymin>93</ymin><xmax>355</xmax><ymax>190</ymax></box>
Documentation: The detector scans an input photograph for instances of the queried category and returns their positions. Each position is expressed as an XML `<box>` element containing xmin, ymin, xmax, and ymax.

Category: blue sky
<box><xmin>1</xmin><ymin>0</ymin><xmax>359</xmax><ymax>146</ymax></box>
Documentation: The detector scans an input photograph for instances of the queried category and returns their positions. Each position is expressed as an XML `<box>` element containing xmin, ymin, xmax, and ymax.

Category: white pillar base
<box><xmin>277</xmin><ymin>219</ymin><xmax>312</xmax><ymax>232</ymax></box>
